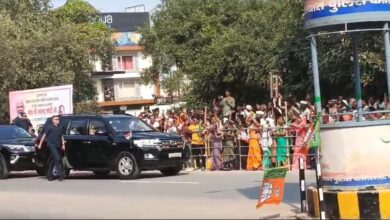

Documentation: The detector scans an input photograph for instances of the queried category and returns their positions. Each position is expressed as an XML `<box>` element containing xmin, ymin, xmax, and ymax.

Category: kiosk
<box><xmin>305</xmin><ymin>1</ymin><xmax>390</xmax><ymax>219</ymax></box>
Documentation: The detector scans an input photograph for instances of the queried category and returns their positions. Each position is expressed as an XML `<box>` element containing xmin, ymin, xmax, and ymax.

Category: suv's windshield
<box><xmin>0</xmin><ymin>127</ymin><xmax>32</xmax><ymax>139</ymax></box>
<box><xmin>107</xmin><ymin>117</ymin><xmax>154</xmax><ymax>132</ymax></box>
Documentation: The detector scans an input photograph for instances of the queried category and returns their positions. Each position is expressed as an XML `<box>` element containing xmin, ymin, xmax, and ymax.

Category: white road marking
<box><xmin>120</xmin><ymin>180</ymin><xmax>200</xmax><ymax>185</ymax></box>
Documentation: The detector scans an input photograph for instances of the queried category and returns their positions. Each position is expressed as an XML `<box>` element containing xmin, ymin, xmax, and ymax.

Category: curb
<box><xmin>307</xmin><ymin>187</ymin><xmax>390</xmax><ymax>219</ymax></box>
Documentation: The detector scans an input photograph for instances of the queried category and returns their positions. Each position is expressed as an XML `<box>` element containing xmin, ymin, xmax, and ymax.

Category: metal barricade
<box><xmin>185</xmin><ymin>125</ymin><xmax>318</xmax><ymax>171</ymax></box>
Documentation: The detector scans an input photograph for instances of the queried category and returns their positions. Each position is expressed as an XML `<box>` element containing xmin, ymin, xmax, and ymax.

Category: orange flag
<box><xmin>257</xmin><ymin>167</ymin><xmax>288</xmax><ymax>208</ymax></box>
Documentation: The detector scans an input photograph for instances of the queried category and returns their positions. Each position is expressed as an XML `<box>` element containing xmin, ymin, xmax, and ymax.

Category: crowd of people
<box><xmin>10</xmin><ymin>90</ymin><xmax>390</xmax><ymax>172</ymax></box>
<box><xmin>137</xmin><ymin>91</ymin><xmax>390</xmax><ymax>171</ymax></box>
<box><xmin>322</xmin><ymin>96</ymin><xmax>390</xmax><ymax>123</ymax></box>
<box><xmin>138</xmin><ymin>91</ymin><xmax>314</xmax><ymax>171</ymax></box>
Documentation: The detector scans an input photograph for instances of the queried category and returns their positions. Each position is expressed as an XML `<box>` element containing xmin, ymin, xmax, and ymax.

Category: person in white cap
<box><xmin>300</xmin><ymin>101</ymin><xmax>312</xmax><ymax>122</ymax></box>
<box><xmin>260</xmin><ymin>111</ymin><xmax>275</xmax><ymax>169</ymax></box>
<box><xmin>244</xmin><ymin>105</ymin><xmax>255</xmax><ymax>122</ymax></box>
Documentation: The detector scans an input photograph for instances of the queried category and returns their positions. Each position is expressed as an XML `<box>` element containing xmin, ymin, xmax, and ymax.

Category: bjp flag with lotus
<box><xmin>256</xmin><ymin>167</ymin><xmax>288</xmax><ymax>208</ymax></box>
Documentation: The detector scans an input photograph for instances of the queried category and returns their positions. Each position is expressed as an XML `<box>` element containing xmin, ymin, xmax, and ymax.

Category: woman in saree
<box><xmin>245</xmin><ymin>105</ymin><xmax>262</xmax><ymax>171</ymax></box>
<box><xmin>275</xmin><ymin>116</ymin><xmax>289</xmax><ymax>167</ymax></box>
<box><xmin>222</xmin><ymin>119</ymin><xmax>237</xmax><ymax>171</ymax></box>
<box><xmin>290</xmin><ymin>113</ymin><xmax>308</xmax><ymax>170</ymax></box>
<box><xmin>209</xmin><ymin>116</ymin><xmax>223</xmax><ymax>170</ymax></box>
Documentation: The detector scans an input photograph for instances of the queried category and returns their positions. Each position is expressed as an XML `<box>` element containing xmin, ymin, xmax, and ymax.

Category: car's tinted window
<box><xmin>67</xmin><ymin>120</ymin><xmax>87</xmax><ymax>135</ymax></box>
<box><xmin>0</xmin><ymin>127</ymin><xmax>31</xmax><ymax>139</ymax></box>
<box><xmin>89</xmin><ymin>120</ymin><xmax>107</xmax><ymax>135</ymax></box>
<box><xmin>106</xmin><ymin>117</ymin><xmax>153</xmax><ymax>132</ymax></box>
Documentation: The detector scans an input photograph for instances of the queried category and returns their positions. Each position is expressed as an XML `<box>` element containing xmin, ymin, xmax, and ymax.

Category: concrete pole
<box><xmin>353</xmin><ymin>34</ymin><xmax>363</xmax><ymax>122</ymax></box>
<box><xmin>310</xmin><ymin>36</ymin><xmax>322</xmax><ymax>115</ymax></box>
<box><xmin>384</xmin><ymin>23</ymin><xmax>390</xmax><ymax>99</ymax></box>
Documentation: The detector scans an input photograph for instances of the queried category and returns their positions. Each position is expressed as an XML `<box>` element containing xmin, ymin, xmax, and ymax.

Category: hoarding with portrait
<box><xmin>9</xmin><ymin>85</ymin><xmax>73</xmax><ymax>129</ymax></box>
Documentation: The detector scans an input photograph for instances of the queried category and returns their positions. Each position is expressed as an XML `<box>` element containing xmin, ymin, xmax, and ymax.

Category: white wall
<box><xmin>140</xmin><ymin>84</ymin><xmax>155</xmax><ymax>99</ymax></box>
<box><xmin>138</xmin><ymin>53</ymin><xmax>152</xmax><ymax>71</ymax></box>
<box><xmin>94</xmin><ymin>79</ymin><xmax>104</xmax><ymax>102</ymax></box>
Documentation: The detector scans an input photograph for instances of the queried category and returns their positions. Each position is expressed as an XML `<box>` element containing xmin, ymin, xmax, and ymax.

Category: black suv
<box><xmin>0</xmin><ymin>125</ymin><xmax>42</xmax><ymax>179</ymax></box>
<box><xmin>36</xmin><ymin>114</ymin><xmax>187</xmax><ymax>179</ymax></box>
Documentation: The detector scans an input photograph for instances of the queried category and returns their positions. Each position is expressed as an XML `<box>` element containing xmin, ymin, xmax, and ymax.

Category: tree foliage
<box><xmin>140</xmin><ymin>0</ymin><xmax>389</xmax><ymax>108</ymax></box>
<box><xmin>0</xmin><ymin>0</ymin><xmax>113</xmax><ymax>121</ymax></box>
<box><xmin>140</xmin><ymin>0</ymin><xmax>306</xmax><ymax>107</ymax></box>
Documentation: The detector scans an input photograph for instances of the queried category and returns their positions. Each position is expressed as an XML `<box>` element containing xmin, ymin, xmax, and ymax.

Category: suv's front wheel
<box><xmin>0</xmin><ymin>153</ymin><xmax>10</xmax><ymax>179</ymax></box>
<box><xmin>115</xmin><ymin>152</ymin><xmax>140</xmax><ymax>180</ymax></box>
<box><xmin>160</xmin><ymin>164</ymin><xmax>182</xmax><ymax>176</ymax></box>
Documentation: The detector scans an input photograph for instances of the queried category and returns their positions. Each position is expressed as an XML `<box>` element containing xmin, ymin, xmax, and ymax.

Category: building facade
<box><xmin>93</xmin><ymin>12</ymin><xmax>160</xmax><ymax>115</ymax></box>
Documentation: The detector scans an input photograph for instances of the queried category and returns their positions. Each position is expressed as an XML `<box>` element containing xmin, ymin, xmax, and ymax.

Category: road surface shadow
<box><xmin>5</xmin><ymin>170</ymin><xmax>189</xmax><ymax>181</ymax></box>
<box><xmin>7</xmin><ymin>172</ymin><xmax>38</xmax><ymax>179</ymax></box>
<box><xmin>65</xmin><ymin>171</ymin><xmax>189</xmax><ymax>180</ymax></box>
<box><xmin>237</xmin><ymin>182</ymin><xmax>301</xmax><ymax>209</ymax></box>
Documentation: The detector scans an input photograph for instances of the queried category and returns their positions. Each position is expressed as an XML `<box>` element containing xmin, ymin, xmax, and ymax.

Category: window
<box><xmin>123</xmin><ymin>81</ymin><xmax>135</xmax><ymax>88</ymax></box>
<box><xmin>0</xmin><ymin>127</ymin><xmax>31</xmax><ymax>139</ymax></box>
<box><xmin>123</xmin><ymin>56</ymin><xmax>133</xmax><ymax>70</ymax></box>
<box><xmin>89</xmin><ymin>120</ymin><xmax>107</xmax><ymax>135</ymax></box>
<box><xmin>115</xmin><ymin>80</ymin><xmax>140</xmax><ymax>100</ymax></box>
<box><xmin>67</xmin><ymin>120</ymin><xmax>87</xmax><ymax>135</ymax></box>
<box><xmin>106</xmin><ymin>117</ymin><xmax>154</xmax><ymax>132</ymax></box>
<box><xmin>117</xmin><ymin>56</ymin><xmax>134</xmax><ymax>71</ymax></box>
<box><xmin>118</xmin><ymin>81</ymin><xmax>135</xmax><ymax>89</ymax></box>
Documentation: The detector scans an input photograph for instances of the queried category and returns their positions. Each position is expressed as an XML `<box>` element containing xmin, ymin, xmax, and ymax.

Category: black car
<box><xmin>0</xmin><ymin>125</ymin><xmax>42</xmax><ymax>179</ymax></box>
<box><xmin>36</xmin><ymin>114</ymin><xmax>187</xmax><ymax>179</ymax></box>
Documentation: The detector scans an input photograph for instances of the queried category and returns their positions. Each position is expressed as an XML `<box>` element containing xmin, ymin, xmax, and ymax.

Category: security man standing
<box><xmin>37</xmin><ymin>115</ymin><xmax>65</xmax><ymax>181</ymax></box>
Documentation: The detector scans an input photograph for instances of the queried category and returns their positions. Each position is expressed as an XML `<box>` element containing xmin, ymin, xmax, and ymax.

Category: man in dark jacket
<box><xmin>37</xmin><ymin>115</ymin><xmax>65</xmax><ymax>181</ymax></box>
<box><xmin>12</xmin><ymin>112</ymin><xmax>33</xmax><ymax>134</ymax></box>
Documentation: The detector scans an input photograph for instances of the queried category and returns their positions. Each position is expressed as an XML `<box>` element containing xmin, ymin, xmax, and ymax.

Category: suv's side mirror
<box><xmin>96</xmin><ymin>128</ymin><xmax>108</xmax><ymax>136</ymax></box>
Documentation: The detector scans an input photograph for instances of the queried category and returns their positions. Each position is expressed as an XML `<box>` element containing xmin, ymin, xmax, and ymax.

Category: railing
<box><xmin>323</xmin><ymin>109</ymin><xmax>390</xmax><ymax>124</ymax></box>
<box><xmin>182</xmin><ymin>126</ymin><xmax>318</xmax><ymax>171</ymax></box>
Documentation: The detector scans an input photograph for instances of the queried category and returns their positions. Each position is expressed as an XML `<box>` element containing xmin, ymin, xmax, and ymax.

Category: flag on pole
<box><xmin>309</xmin><ymin>114</ymin><xmax>321</xmax><ymax>148</ymax></box>
<box><xmin>256</xmin><ymin>167</ymin><xmax>288</xmax><ymax>208</ymax></box>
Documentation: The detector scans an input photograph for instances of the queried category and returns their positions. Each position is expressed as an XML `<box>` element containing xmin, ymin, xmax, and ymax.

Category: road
<box><xmin>0</xmin><ymin>170</ymin><xmax>316</xmax><ymax>219</ymax></box>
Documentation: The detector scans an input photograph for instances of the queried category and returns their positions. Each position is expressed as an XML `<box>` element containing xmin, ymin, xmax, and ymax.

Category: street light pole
<box><xmin>384</xmin><ymin>23</ymin><xmax>390</xmax><ymax>99</ymax></box>
<box><xmin>353</xmin><ymin>34</ymin><xmax>363</xmax><ymax>122</ymax></box>
<box><xmin>310</xmin><ymin>36</ymin><xmax>322</xmax><ymax>115</ymax></box>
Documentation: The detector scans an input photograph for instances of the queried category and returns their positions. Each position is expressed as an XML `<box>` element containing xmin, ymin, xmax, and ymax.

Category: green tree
<box><xmin>0</xmin><ymin>0</ymin><xmax>113</xmax><ymax>121</ymax></box>
<box><xmin>140</xmin><ymin>0</ymin><xmax>306</xmax><ymax>107</ymax></box>
<box><xmin>140</xmin><ymin>0</ymin><xmax>389</xmax><ymax>107</ymax></box>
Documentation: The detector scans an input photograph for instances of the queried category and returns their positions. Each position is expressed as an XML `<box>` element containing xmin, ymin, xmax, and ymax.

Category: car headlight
<box><xmin>134</xmin><ymin>139</ymin><xmax>160</xmax><ymax>148</ymax></box>
<box><xmin>4</xmin><ymin>144</ymin><xmax>32</xmax><ymax>152</ymax></box>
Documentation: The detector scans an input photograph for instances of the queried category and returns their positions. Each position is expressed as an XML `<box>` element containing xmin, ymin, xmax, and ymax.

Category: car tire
<box><xmin>115</xmin><ymin>151</ymin><xmax>140</xmax><ymax>180</ymax></box>
<box><xmin>93</xmin><ymin>171</ymin><xmax>110</xmax><ymax>177</ymax></box>
<box><xmin>160</xmin><ymin>164</ymin><xmax>182</xmax><ymax>176</ymax></box>
<box><xmin>0</xmin><ymin>153</ymin><xmax>10</xmax><ymax>179</ymax></box>
<box><xmin>36</xmin><ymin>167</ymin><xmax>45</xmax><ymax>176</ymax></box>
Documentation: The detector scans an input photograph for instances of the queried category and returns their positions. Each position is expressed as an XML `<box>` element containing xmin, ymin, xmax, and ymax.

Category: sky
<box><xmin>51</xmin><ymin>0</ymin><xmax>161</xmax><ymax>12</ymax></box>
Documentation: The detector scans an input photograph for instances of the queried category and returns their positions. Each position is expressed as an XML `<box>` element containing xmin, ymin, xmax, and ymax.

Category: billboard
<box><xmin>304</xmin><ymin>0</ymin><xmax>390</xmax><ymax>29</ymax></box>
<box><xmin>100</xmin><ymin>12</ymin><xmax>149</xmax><ymax>32</ymax></box>
<box><xmin>9</xmin><ymin>85</ymin><xmax>73</xmax><ymax>129</ymax></box>
<box><xmin>112</xmin><ymin>32</ymin><xmax>142</xmax><ymax>47</ymax></box>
